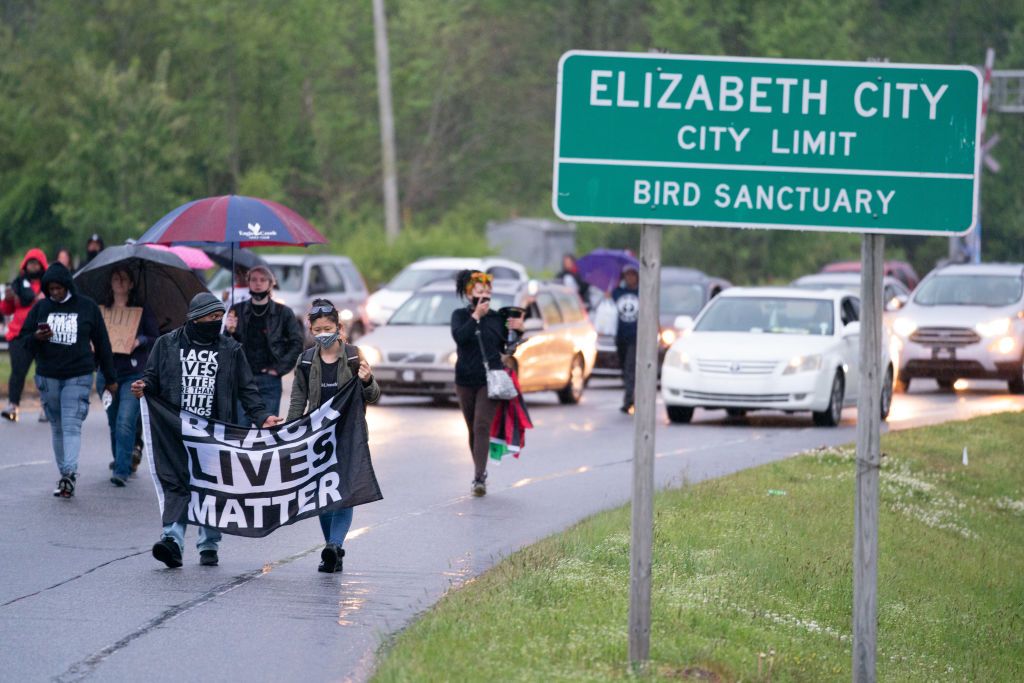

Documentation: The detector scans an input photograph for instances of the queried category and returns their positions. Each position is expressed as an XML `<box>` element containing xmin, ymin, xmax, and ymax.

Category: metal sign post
<box><xmin>853</xmin><ymin>234</ymin><xmax>884</xmax><ymax>682</ymax></box>
<box><xmin>628</xmin><ymin>223</ymin><xmax>662</xmax><ymax>666</ymax></box>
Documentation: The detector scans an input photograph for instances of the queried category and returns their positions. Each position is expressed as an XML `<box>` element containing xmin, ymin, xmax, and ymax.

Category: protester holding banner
<box><xmin>450</xmin><ymin>270</ymin><xmax>524</xmax><ymax>497</ymax></box>
<box><xmin>18</xmin><ymin>263</ymin><xmax>117</xmax><ymax>498</ymax></box>
<box><xmin>287</xmin><ymin>298</ymin><xmax>379</xmax><ymax>573</ymax></box>
<box><xmin>96</xmin><ymin>268</ymin><xmax>159</xmax><ymax>487</ymax></box>
<box><xmin>131</xmin><ymin>292</ymin><xmax>282</xmax><ymax>568</ymax></box>
<box><xmin>1</xmin><ymin>248</ymin><xmax>48</xmax><ymax>423</ymax></box>
<box><xmin>224</xmin><ymin>265</ymin><xmax>303</xmax><ymax>421</ymax></box>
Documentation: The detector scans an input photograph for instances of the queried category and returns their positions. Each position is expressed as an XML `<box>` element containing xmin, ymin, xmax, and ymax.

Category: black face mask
<box><xmin>249</xmin><ymin>289</ymin><xmax>270</xmax><ymax>303</ymax></box>
<box><xmin>188</xmin><ymin>320</ymin><xmax>222</xmax><ymax>344</ymax></box>
<box><xmin>86</xmin><ymin>250</ymin><xmax>100</xmax><ymax>262</ymax></box>
<box><xmin>25</xmin><ymin>270</ymin><xmax>42</xmax><ymax>280</ymax></box>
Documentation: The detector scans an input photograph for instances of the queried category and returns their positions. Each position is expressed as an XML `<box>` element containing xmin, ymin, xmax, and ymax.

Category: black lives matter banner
<box><xmin>140</xmin><ymin>378</ymin><xmax>382</xmax><ymax>537</ymax></box>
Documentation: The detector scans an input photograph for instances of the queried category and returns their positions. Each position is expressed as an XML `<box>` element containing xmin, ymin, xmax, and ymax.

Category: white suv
<box><xmin>890</xmin><ymin>263</ymin><xmax>1024</xmax><ymax>393</ymax></box>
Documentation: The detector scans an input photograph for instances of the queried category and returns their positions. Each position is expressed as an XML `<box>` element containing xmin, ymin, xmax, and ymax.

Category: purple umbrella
<box><xmin>576</xmin><ymin>249</ymin><xmax>639</xmax><ymax>293</ymax></box>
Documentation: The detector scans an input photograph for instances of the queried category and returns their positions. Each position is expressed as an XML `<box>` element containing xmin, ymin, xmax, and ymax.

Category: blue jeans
<box><xmin>319</xmin><ymin>507</ymin><xmax>354</xmax><ymax>546</ymax></box>
<box><xmin>97</xmin><ymin>371</ymin><xmax>143</xmax><ymax>479</ymax></box>
<box><xmin>162</xmin><ymin>522</ymin><xmax>221</xmax><ymax>553</ymax></box>
<box><xmin>36</xmin><ymin>374</ymin><xmax>93</xmax><ymax>477</ymax></box>
<box><xmin>236</xmin><ymin>372</ymin><xmax>282</xmax><ymax>425</ymax></box>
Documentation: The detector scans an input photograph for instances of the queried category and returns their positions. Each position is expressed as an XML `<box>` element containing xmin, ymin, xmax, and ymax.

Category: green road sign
<box><xmin>553</xmin><ymin>51</ymin><xmax>981</xmax><ymax>235</ymax></box>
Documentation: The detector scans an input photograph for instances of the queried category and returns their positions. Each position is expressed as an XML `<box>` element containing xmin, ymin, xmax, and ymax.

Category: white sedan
<box><xmin>660</xmin><ymin>287</ymin><xmax>896</xmax><ymax>427</ymax></box>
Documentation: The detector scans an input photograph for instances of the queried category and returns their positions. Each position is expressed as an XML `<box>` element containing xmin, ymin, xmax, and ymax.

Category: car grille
<box><xmin>682</xmin><ymin>390</ymin><xmax>789</xmax><ymax>403</ymax></box>
<box><xmin>909</xmin><ymin>327</ymin><xmax>980</xmax><ymax>347</ymax></box>
<box><xmin>697</xmin><ymin>359</ymin><xmax>778</xmax><ymax>375</ymax></box>
<box><xmin>386</xmin><ymin>351</ymin><xmax>436</xmax><ymax>363</ymax></box>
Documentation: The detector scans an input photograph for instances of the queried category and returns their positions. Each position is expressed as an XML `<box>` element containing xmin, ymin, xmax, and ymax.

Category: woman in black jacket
<box><xmin>450</xmin><ymin>270</ymin><xmax>523</xmax><ymax>496</ymax></box>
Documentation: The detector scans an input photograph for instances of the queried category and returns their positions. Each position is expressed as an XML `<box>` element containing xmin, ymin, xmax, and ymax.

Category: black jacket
<box><xmin>19</xmin><ymin>264</ymin><xmax>116</xmax><ymax>382</ymax></box>
<box><xmin>142</xmin><ymin>326</ymin><xmax>271</xmax><ymax>426</ymax></box>
<box><xmin>228</xmin><ymin>299</ymin><xmax>304</xmax><ymax>376</ymax></box>
<box><xmin>451</xmin><ymin>307</ymin><xmax>507</xmax><ymax>387</ymax></box>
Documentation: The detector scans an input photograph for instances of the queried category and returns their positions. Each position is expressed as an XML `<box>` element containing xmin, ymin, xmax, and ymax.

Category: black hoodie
<box><xmin>19</xmin><ymin>263</ymin><xmax>116</xmax><ymax>382</ymax></box>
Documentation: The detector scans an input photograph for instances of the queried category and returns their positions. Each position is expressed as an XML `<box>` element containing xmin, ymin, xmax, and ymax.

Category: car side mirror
<box><xmin>843</xmin><ymin>321</ymin><xmax>861</xmax><ymax>337</ymax></box>
<box><xmin>673</xmin><ymin>315</ymin><xmax>694</xmax><ymax>330</ymax></box>
<box><xmin>523</xmin><ymin>317</ymin><xmax>543</xmax><ymax>332</ymax></box>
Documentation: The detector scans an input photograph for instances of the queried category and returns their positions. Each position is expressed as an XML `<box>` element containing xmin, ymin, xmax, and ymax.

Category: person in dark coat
<box><xmin>224</xmin><ymin>264</ymin><xmax>303</xmax><ymax>420</ymax></box>
<box><xmin>1</xmin><ymin>248</ymin><xmax>49</xmax><ymax>422</ymax></box>
<box><xmin>612</xmin><ymin>264</ymin><xmax>640</xmax><ymax>413</ymax></box>
<box><xmin>131</xmin><ymin>292</ymin><xmax>282</xmax><ymax>568</ymax></box>
<box><xmin>19</xmin><ymin>263</ymin><xmax>116</xmax><ymax>497</ymax></box>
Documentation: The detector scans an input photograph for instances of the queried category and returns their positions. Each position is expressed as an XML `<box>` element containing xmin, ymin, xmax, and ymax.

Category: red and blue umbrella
<box><xmin>137</xmin><ymin>195</ymin><xmax>327</xmax><ymax>247</ymax></box>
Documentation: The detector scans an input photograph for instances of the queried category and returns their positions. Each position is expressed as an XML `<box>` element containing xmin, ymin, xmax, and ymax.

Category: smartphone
<box><xmin>346</xmin><ymin>346</ymin><xmax>361</xmax><ymax>375</ymax></box>
<box><xmin>37</xmin><ymin>322</ymin><xmax>51</xmax><ymax>332</ymax></box>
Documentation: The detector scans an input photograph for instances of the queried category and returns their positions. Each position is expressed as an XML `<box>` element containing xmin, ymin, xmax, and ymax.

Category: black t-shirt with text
<box><xmin>319</xmin><ymin>359</ymin><xmax>340</xmax><ymax>408</ymax></box>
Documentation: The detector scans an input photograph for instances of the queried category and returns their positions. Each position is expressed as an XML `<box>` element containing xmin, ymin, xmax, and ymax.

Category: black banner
<box><xmin>140</xmin><ymin>378</ymin><xmax>382</xmax><ymax>537</ymax></box>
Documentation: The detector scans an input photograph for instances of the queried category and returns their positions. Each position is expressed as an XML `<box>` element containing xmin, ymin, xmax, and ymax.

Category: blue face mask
<box><xmin>314</xmin><ymin>332</ymin><xmax>339</xmax><ymax>349</ymax></box>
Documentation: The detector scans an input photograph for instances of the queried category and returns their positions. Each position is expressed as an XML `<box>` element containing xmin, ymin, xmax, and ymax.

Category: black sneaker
<box><xmin>471</xmin><ymin>478</ymin><xmax>487</xmax><ymax>497</ymax></box>
<box><xmin>318</xmin><ymin>544</ymin><xmax>345</xmax><ymax>573</ymax></box>
<box><xmin>152</xmin><ymin>538</ymin><xmax>183</xmax><ymax>568</ymax></box>
<box><xmin>110</xmin><ymin>476</ymin><xmax>127</xmax><ymax>487</ymax></box>
<box><xmin>131</xmin><ymin>443</ymin><xmax>143</xmax><ymax>473</ymax></box>
<box><xmin>199</xmin><ymin>549</ymin><xmax>219</xmax><ymax>566</ymax></box>
<box><xmin>54</xmin><ymin>474</ymin><xmax>75</xmax><ymax>498</ymax></box>
<box><xmin>1</xmin><ymin>404</ymin><xmax>18</xmax><ymax>422</ymax></box>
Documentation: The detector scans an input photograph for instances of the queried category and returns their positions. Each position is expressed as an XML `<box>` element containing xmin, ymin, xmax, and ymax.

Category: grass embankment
<box><xmin>373</xmin><ymin>414</ymin><xmax>1024</xmax><ymax>682</ymax></box>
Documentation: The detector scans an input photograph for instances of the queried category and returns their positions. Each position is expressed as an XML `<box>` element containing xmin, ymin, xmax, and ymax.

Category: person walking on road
<box><xmin>131</xmin><ymin>292</ymin><xmax>282</xmax><ymax>568</ymax></box>
<box><xmin>450</xmin><ymin>270</ymin><xmax>524</xmax><ymax>496</ymax></box>
<box><xmin>1</xmin><ymin>248</ymin><xmax>49</xmax><ymax>423</ymax></box>
<box><xmin>286</xmin><ymin>298</ymin><xmax>379</xmax><ymax>573</ymax></box>
<box><xmin>224</xmin><ymin>264</ymin><xmax>303</xmax><ymax>421</ymax></box>
<box><xmin>18</xmin><ymin>263</ymin><xmax>117</xmax><ymax>497</ymax></box>
<box><xmin>96</xmin><ymin>268</ymin><xmax>160</xmax><ymax>487</ymax></box>
<box><xmin>82</xmin><ymin>233</ymin><xmax>104</xmax><ymax>268</ymax></box>
<box><xmin>613</xmin><ymin>264</ymin><xmax>640</xmax><ymax>414</ymax></box>
<box><xmin>556</xmin><ymin>253</ymin><xmax>592</xmax><ymax>309</ymax></box>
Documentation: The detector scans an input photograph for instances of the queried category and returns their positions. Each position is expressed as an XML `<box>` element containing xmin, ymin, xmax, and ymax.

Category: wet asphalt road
<box><xmin>1</xmin><ymin>378</ymin><xmax>1021</xmax><ymax>682</ymax></box>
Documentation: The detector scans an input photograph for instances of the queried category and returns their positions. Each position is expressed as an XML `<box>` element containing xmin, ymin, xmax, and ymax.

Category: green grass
<box><xmin>372</xmin><ymin>414</ymin><xmax>1024</xmax><ymax>682</ymax></box>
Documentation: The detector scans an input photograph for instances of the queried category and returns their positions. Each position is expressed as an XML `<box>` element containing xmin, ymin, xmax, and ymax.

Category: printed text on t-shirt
<box><xmin>180</xmin><ymin>348</ymin><xmax>218</xmax><ymax>417</ymax></box>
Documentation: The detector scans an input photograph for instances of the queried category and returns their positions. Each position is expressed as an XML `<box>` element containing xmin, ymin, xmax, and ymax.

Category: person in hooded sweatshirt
<box><xmin>1</xmin><ymin>248</ymin><xmax>49</xmax><ymax>422</ymax></box>
<box><xmin>18</xmin><ymin>263</ymin><xmax>117</xmax><ymax>498</ymax></box>
<box><xmin>131</xmin><ymin>292</ymin><xmax>283</xmax><ymax>568</ymax></box>
<box><xmin>82</xmin><ymin>233</ymin><xmax>104</xmax><ymax>268</ymax></box>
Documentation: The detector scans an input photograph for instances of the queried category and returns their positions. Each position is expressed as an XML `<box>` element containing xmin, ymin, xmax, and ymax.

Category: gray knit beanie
<box><xmin>187</xmin><ymin>292</ymin><xmax>225</xmax><ymax>321</ymax></box>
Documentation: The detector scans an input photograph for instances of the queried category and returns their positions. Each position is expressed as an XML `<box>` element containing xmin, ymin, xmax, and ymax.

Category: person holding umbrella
<box><xmin>131</xmin><ymin>292</ymin><xmax>283</xmax><ymax>568</ymax></box>
<box><xmin>223</xmin><ymin>264</ymin><xmax>303</xmax><ymax>420</ymax></box>
<box><xmin>18</xmin><ymin>263</ymin><xmax>117</xmax><ymax>497</ymax></box>
<box><xmin>96</xmin><ymin>267</ymin><xmax>160</xmax><ymax>486</ymax></box>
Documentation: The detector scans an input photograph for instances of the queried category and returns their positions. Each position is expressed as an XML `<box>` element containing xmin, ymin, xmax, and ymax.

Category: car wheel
<box><xmin>895</xmin><ymin>374</ymin><xmax>911</xmax><ymax>393</ymax></box>
<box><xmin>725</xmin><ymin>408</ymin><xmax>747</xmax><ymax>418</ymax></box>
<box><xmin>936</xmin><ymin>379</ymin><xmax>955</xmax><ymax>392</ymax></box>
<box><xmin>557</xmin><ymin>355</ymin><xmax>585</xmax><ymax>405</ymax></box>
<box><xmin>1008</xmin><ymin>363</ymin><xmax>1024</xmax><ymax>394</ymax></box>
<box><xmin>880</xmin><ymin>365</ymin><xmax>894</xmax><ymax>421</ymax></box>
<box><xmin>666</xmin><ymin>406</ymin><xmax>694</xmax><ymax>424</ymax></box>
<box><xmin>812</xmin><ymin>371</ymin><xmax>844</xmax><ymax>427</ymax></box>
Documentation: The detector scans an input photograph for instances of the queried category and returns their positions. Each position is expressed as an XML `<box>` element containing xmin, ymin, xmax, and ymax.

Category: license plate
<box><xmin>401</xmin><ymin>370</ymin><xmax>416</xmax><ymax>382</ymax></box>
<box><xmin>933</xmin><ymin>347</ymin><xmax>955</xmax><ymax>360</ymax></box>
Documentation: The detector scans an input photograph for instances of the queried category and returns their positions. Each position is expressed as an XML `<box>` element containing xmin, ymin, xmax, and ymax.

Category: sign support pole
<box><xmin>853</xmin><ymin>232</ymin><xmax>884</xmax><ymax>683</ymax></box>
<box><xmin>629</xmin><ymin>223</ymin><xmax>662</xmax><ymax>667</ymax></box>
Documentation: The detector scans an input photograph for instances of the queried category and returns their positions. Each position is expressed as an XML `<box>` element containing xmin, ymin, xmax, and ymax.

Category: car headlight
<box><xmin>975</xmin><ymin>317</ymin><xmax>1011</xmax><ymax>337</ymax></box>
<box><xmin>339</xmin><ymin>308</ymin><xmax>354</xmax><ymax>322</ymax></box>
<box><xmin>782</xmin><ymin>354</ymin><xmax>822</xmax><ymax>374</ymax></box>
<box><xmin>659</xmin><ymin>328</ymin><xmax>678</xmax><ymax>347</ymax></box>
<box><xmin>361</xmin><ymin>345</ymin><xmax>382</xmax><ymax>365</ymax></box>
<box><xmin>664</xmin><ymin>347</ymin><xmax>690</xmax><ymax>371</ymax></box>
<box><xmin>447</xmin><ymin>350</ymin><xmax>458</xmax><ymax>365</ymax></box>
<box><xmin>892</xmin><ymin>317</ymin><xmax>917</xmax><ymax>338</ymax></box>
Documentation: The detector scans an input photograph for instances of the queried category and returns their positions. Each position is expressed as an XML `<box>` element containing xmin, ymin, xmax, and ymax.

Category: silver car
<box><xmin>359</xmin><ymin>280</ymin><xmax>597</xmax><ymax>403</ymax></box>
<box><xmin>889</xmin><ymin>263</ymin><xmax>1024</xmax><ymax>393</ymax></box>
<box><xmin>263</xmin><ymin>254</ymin><xmax>372</xmax><ymax>340</ymax></box>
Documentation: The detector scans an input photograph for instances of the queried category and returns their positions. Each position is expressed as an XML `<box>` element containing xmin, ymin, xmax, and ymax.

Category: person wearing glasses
<box><xmin>287</xmin><ymin>298</ymin><xmax>379</xmax><ymax>573</ymax></box>
<box><xmin>450</xmin><ymin>270</ymin><xmax>525</xmax><ymax>496</ymax></box>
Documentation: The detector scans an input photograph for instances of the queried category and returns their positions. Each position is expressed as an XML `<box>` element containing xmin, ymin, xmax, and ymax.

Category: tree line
<box><xmin>1</xmin><ymin>0</ymin><xmax>1021</xmax><ymax>285</ymax></box>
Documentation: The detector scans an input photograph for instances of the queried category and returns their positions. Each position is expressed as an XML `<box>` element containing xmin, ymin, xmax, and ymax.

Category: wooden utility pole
<box><xmin>628</xmin><ymin>223</ymin><xmax>662</xmax><ymax>667</ymax></box>
<box><xmin>853</xmin><ymin>233</ymin><xmax>884</xmax><ymax>682</ymax></box>
<box><xmin>372</xmin><ymin>0</ymin><xmax>401</xmax><ymax>242</ymax></box>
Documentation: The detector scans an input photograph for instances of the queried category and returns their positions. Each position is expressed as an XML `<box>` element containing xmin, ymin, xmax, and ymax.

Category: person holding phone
<box><xmin>450</xmin><ymin>270</ymin><xmax>524</xmax><ymax>496</ymax></box>
<box><xmin>18</xmin><ymin>262</ymin><xmax>116</xmax><ymax>498</ymax></box>
<box><xmin>287</xmin><ymin>298</ymin><xmax>379</xmax><ymax>573</ymax></box>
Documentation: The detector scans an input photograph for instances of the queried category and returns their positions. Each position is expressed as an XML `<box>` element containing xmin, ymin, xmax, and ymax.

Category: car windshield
<box><xmin>388</xmin><ymin>268</ymin><xmax>461</xmax><ymax>291</ymax></box>
<box><xmin>659</xmin><ymin>283</ymin><xmax>705</xmax><ymax>316</ymax></box>
<box><xmin>268</xmin><ymin>264</ymin><xmax>303</xmax><ymax>292</ymax></box>
<box><xmin>913</xmin><ymin>274</ymin><xmax>1023</xmax><ymax>307</ymax></box>
<box><xmin>206</xmin><ymin>268</ymin><xmax>231</xmax><ymax>291</ymax></box>
<box><xmin>388</xmin><ymin>291</ymin><xmax>514</xmax><ymax>325</ymax></box>
<box><xmin>695</xmin><ymin>296</ymin><xmax>835</xmax><ymax>336</ymax></box>
<box><xmin>793</xmin><ymin>279</ymin><xmax>859</xmax><ymax>293</ymax></box>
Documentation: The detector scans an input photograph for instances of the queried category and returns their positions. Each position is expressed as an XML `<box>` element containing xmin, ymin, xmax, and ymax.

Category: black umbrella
<box><xmin>201</xmin><ymin>245</ymin><xmax>267</xmax><ymax>272</ymax></box>
<box><xmin>73</xmin><ymin>244</ymin><xmax>210</xmax><ymax>333</ymax></box>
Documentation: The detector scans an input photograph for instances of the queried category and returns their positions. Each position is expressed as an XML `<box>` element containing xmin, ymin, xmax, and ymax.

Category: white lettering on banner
<box><xmin>46</xmin><ymin>313</ymin><xmax>79</xmax><ymax>346</ymax></box>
